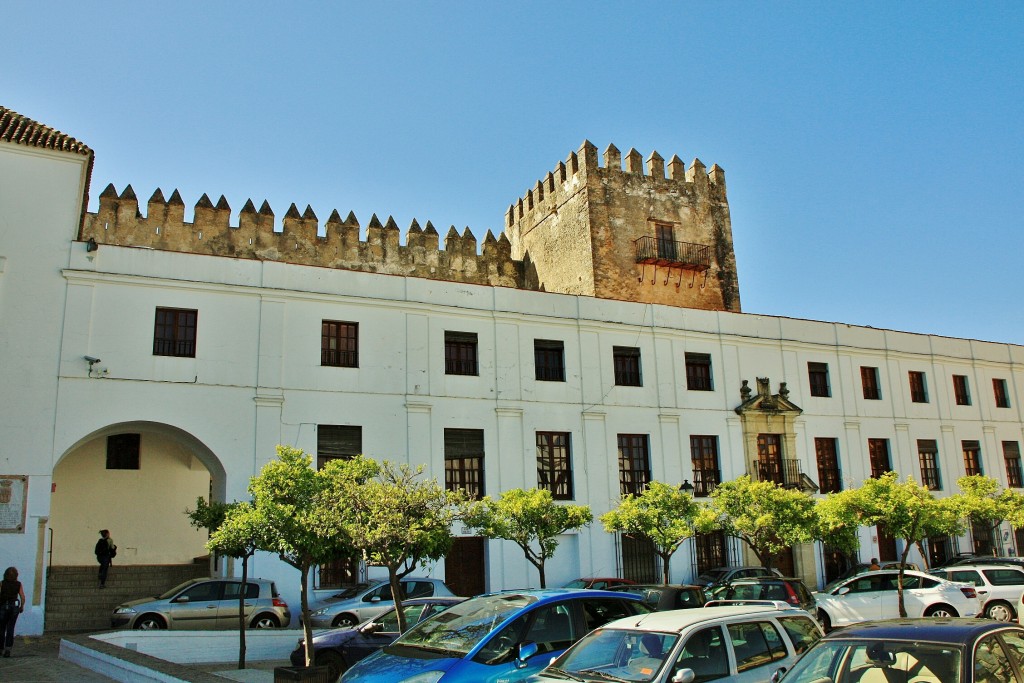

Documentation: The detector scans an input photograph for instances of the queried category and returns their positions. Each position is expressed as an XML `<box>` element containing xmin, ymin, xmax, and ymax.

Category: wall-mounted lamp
<box><xmin>86</xmin><ymin>237</ymin><xmax>98</xmax><ymax>252</ymax></box>
<box><xmin>679</xmin><ymin>480</ymin><xmax>695</xmax><ymax>494</ymax></box>
<box><xmin>84</xmin><ymin>356</ymin><xmax>101</xmax><ymax>375</ymax></box>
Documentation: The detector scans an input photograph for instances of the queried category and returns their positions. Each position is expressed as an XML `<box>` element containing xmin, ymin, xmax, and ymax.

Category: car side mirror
<box><xmin>361</xmin><ymin>622</ymin><xmax>381</xmax><ymax>634</ymax></box>
<box><xmin>671</xmin><ymin>668</ymin><xmax>696</xmax><ymax>683</ymax></box>
<box><xmin>174</xmin><ymin>595</ymin><xmax>190</xmax><ymax>603</ymax></box>
<box><xmin>370</xmin><ymin>596</ymin><xmax>381</xmax><ymax>602</ymax></box>
<box><xmin>515</xmin><ymin>641</ymin><xmax>539</xmax><ymax>669</ymax></box>
<box><xmin>836</xmin><ymin>586</ymin><xmax>850</xmax><ymax>596</ymax></box>
<box><xmin>769</xmin><ymin>666</ymin><xmax>788</xmax><ymax>683</ymax></box>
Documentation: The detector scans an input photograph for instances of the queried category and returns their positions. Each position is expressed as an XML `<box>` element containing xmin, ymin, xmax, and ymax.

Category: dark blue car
<box><xmin>341</xmin><ymin>589</ymin><xmax>649</xmax><ymax>683</ymax></box>
<box><xmin>291</xmin><ymin>596</ymin><xmax>465</xmax><ymax>681</ymax></box>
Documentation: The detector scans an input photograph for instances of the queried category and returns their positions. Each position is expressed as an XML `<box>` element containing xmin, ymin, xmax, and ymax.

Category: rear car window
<box><xmin>582</xmin><ymin>598</ymin><xmax>642</xmax><ymax>631</ymax></box>
<box><xmin>983</xmin><ymin>569</ymin><xmax>1024</xmax><ymax>586</ymax></box>
<box><xmin>727</xmin><ymin>621</ymin><xmax>788</xmax><ymax>673</ymax></box>
<box><xmin>778</xmin><ymin>615</ymin><xmax>821</xmax><ymax>654</ymax></box>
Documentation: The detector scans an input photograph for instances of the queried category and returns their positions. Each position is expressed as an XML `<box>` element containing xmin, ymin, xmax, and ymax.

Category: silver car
<box><xmin>309</xmin><ymin>577</ymin><xmax>455</xmax><ymax>627</ymax></box>
<box><xmin>111</xmin><ymin>577</ymin><xmax>290</xmax><ymax>630</ymax></box>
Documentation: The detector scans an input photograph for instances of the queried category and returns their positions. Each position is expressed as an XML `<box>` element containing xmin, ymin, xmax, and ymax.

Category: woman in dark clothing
<box><xmin>0</xmin><ymin>566</ymin><xmax>26</xmax><ymax>657</ymax></box>
<box><xmin>95</xmin><ymin>529</ymin><xmax>116</xmax><ymax>588</ymax></box>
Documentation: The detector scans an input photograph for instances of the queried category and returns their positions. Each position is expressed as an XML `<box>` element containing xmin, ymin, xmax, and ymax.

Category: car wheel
<box><xmin>985</xmin><ymin>601</ymin><xmax>1016</xmax><ymax>622</ymax></box>
<box><xmin>250</xmin><ymin>613</ymin><xmax>280</xmax><ymax>629</ymax></box>
<box><xmin>134</xmin><ymin>614</ymin><xmax>167</xmax><ymax>630</ymax></box>
<box><xmin>924</xmin><ymin>604</ymin><xmax>959</xmax><ymax>618</ymax></box>
<box><xmin>315</xmin><ymin>650</ymin><xmax>347</xmax><ymax>682</ymax></box>
<box><xmin>817</xmin><ymin>610</ymin><xmax>832</xmax><ymax>633</ymax></box>
<box><xmin>332</xmin><ymin>613</ymin><xmax>358</xmax><ymax>628</ymax></box>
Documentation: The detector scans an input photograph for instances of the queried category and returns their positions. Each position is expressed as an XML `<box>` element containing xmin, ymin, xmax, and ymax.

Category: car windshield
<box><xmin>783</xmin><ymin>639</ymin><xmax>962</xmax><ymax>683</ymax></box>
<box><xmin>158</xmin><ymin>579</ymin><xmax>203</xmax><ymax>600</ymax></box>
<box><xmin>563</xmin><ymin>579</ymin><xmax>588</xmax><ymax>588</ymax></box>
<box><xmin>391</xmin><ymin>593</ymin><xmax>539</xmax><ymax>656</ymax></box>
<box><xmin>327</xmin><ymin>582</ymin><xmax>375</xmax><ymax>600</ymax></box>
<box><xmin>695</xmin><ymin>570</ymin><xmax>727</xmax><ymax>584</ymax></box>
<box><xmin>549</xmin><ymin>628</ymin><xmax>677</xmax><ymax>682</ymax></box>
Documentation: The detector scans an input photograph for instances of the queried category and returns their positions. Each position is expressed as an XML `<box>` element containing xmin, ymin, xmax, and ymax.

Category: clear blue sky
<box><xmin>4</xmin><ymin>2</ymin><xmax>1022</xmax><ymax>344</ymax></box>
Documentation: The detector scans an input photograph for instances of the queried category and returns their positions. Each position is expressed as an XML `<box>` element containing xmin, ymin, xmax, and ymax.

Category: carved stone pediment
<box><xmin>734</xmin><ymin>377</ymin><xmax>803</xmax><ymax>415</ymax></box>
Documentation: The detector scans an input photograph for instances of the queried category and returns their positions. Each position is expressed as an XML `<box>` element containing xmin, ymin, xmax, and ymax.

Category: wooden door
<box><xmin>446</xmin><ymin>537</ymin><xmax>486</xmax><ymax>597</ymax></box>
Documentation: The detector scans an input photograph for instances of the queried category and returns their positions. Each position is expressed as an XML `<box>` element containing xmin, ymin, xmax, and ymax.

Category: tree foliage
<box><xmin>462</xmin><ymin>488</ymin><xmax>592</xmax><ymax>589</ymax></box>
<box><xmin>955</xmin><ymin>474</ymin><xmax>1024</xmax><ymax>545</ymax></box>
<box><xmin>702</xmin><ymin>475</ymin><xmax>817</xmax><ymax>569</ymax></box>
<box><xmin>814</xmin><ymin>488</ymin><xmax>865</xmax><ymax>559</ymax></box>
<box><xmin>600</xmin><ymin>481</ymin><xmax>703</xmax><ymax>584</ymax></box>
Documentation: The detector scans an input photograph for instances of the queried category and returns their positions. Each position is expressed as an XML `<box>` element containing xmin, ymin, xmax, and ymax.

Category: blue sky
<box><xmin>4</xmin><ymin>2</ymin><xmax>1022</xmax><ymax>344</ymax></box>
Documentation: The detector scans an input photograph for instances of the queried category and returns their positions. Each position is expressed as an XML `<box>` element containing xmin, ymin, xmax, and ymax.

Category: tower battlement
<box><xmin>80</xmin><ymin>185</ymin><xmax>521</xmax><ymax>287</ymax></box>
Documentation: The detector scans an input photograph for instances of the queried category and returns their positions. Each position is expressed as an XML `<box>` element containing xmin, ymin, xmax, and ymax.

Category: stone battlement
<box><xmin>80</xmin><ymin>184</ymin><xmax>522</xmax><ymax>287</ymax></box>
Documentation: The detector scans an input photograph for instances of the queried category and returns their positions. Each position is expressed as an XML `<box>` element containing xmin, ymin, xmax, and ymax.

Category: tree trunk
<box><xmin>538</xmin><ymin>559</ymin><xmax>547</xmax><ymax>589</ymax></box>
<box><xmin>660</xmin><ymin>551</ymin><xmax>671</xmax><ymax>585</ymax></box>
<box><xmin>898</xmin><ymin>542</ymin><xmax>913</xmax><ymax>618</ymax></box>
<box><xmin>237</xmin><ymin>554</ymin><xmax>248</xmax><ymax>669</ymax></box>
<box><xmin>389</xmin><ymin>569</ymin><xmax>407</xmax><ymax>633</ymax></box>
<box><xmin>300</xmin><ymin>564</ymin><xmax>314</xmax><ymax>667</ymax></box>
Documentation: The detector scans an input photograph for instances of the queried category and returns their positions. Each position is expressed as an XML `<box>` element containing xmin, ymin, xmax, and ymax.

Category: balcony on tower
<box><xmin>634</xmin><ymin>235</ymin><xmax>711</xmax><ymax>271</ymax></box>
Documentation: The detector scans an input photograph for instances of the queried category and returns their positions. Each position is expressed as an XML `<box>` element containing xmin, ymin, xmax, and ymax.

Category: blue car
<box><xmin>340</xmin><ymin>589</ymin><xmax>649</xmax><ymax>683</ymax></box>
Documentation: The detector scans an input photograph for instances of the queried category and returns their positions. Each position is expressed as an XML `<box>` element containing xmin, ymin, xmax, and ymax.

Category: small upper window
<box><xmin>613</xmin><ymin>346</ymin><xmax>642</xmax><ymax>387</ymax></box>
<box><xmin>153</xmin><ymin>307</ymin><xmax>197</xmax><ymax>357</ymax></box>
<box><xmin>908</xmin><ymin>371</ymin><xmax>928</xmax><ymax>403</ymax></box>
<box><xmin>952</xmin><ymin>374</ymin><xmax>971</xmax><ymax>406</ymax></box>
<box><xmin>534</xmin><ymin>340</ymin><xmax>565</xmax><ymax>382</ymax></box>
<box><xmin>321</xmin><ymin>321</ymin><xmax>358</xmax><ymax>367</ymax></box>
<box><xmin>994</xmin><ymin>379</ymin><xmax>1011</xmax><ymax>408</ymax></box>
<box><xmin>808</xmin><ymin>362</ymin><xmax>831</xmax><ymax>398</ymax></box>
<box><xmin>861</xmin><ymin>366</ymin><xmax>881</xmax><ymax>400</ymax></box>
<box><xmin>445</xmin><ymin>332</ymin><xmax>479</xmax><ymax>376</ymax></box>
<box><xmin>685</xmin><ymin>353</ymin><xmax>713</xmax><ymax>391</ymax></box>
<box><xmin>107</xmin><ymin>433</ymin><xmax>140</xmax><ymax>470</ymax></box>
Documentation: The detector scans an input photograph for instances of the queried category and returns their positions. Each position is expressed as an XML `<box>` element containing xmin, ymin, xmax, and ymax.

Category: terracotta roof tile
<box><xmin>0</xmin><ymin>106</ymin><xmax>92</xmax><ymax>156</ymax></box>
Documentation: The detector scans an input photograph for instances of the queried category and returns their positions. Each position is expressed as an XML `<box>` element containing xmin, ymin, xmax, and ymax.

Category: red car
<box><xmin>562</xmin><ymin>577</ymin><xmax>636</xmax><ymax>590</ymax></box>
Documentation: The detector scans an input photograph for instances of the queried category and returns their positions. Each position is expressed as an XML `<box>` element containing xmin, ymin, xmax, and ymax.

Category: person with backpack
<box><xmin>0</xmin><ymin>567</ymin><xmax>25</xmax><ymax>657</ymax></box>
<box><xmin>95</xmin><ymin>529</ymin><xmax>117</xmax><ymax>588</ymax></box>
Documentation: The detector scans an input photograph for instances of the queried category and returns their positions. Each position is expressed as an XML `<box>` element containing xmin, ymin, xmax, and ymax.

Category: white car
<box><xmin>531</xmin><ymin>604</ymin><xmax>823</xmax><ymax>683</ymax></box>
<box><xmin>815</xmin><ymin>569</ymin><xmax>980</xmax><ymax>632</ymax></box>
<box><xmin>931</xmin><ymin>563</ymin><xmax>1024</xmax><ymax>622</ymax></box>
<box><xmin>308</xmin><ymin>577</ymin><xmax>455</xmax><ymax>627</ymax></box>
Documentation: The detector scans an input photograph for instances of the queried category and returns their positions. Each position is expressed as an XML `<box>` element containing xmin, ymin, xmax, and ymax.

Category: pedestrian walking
<box><xmin>95</xmin><ymin>529</ymin><xmax>117</xmax><ymax>588</ymax></box>
<box><xmin>0</xmin><ymin>567</ymin><xmax>25</xmax><ymax>657</ymax></box>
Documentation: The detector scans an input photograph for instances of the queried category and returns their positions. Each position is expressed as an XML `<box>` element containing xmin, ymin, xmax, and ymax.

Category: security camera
<box><xmin>84</xmin><ymin>356</ymin><xmax>101</xmax><ymax>364</ymax></box>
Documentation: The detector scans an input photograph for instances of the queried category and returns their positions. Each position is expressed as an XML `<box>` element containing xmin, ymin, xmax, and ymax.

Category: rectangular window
<box><xmin>861</xmin><ymin>366</ymin><xmax>881</xmax><ymax>400</ymax></box>
<box><xmin>994</xmin><ymin>379</ymin><xmax>1011</xmax><ymax>408</ymax></box>
<box><xmin>1005</xmin><ymin>442</ymin><xmax>1023</xmax><ymax>488</ymax></box>
<box><xmin>755</xmin><ymin>433</ymin><xmax>784</xmax><ymax>485</ymax></box>
<box><xmin>444</xmin><ymin>331</ymin><xmax>478</xmax><ymax>376</ymax></box>
<box><xmin>534</xmin><ymin>339</ymin><xmax>565</xmax><ymax>382</ymax></box>
<box><xmin>685</xmin><ymin>353</ymin><xmax>714</xmax><ymax>391</ymax></box>
<box><xmin>694</xmin><ymin>531</ymin><xmax>727</xmax><ymax>575</ymax></box>
<box><xmin>952</xmin><ymin>375</ymin><xmax>971</xmax><ymax>406</ymax></box>
<box><xmin>445</xmin><ymin>429</ymin><xmax>484</xmax><ymax>499</ymax></box>
<box><xmin>808</xmin><ymin>362</ymin><xmax>831</xmax><ymax>398</ymax></box>
<box><xmin>689</xmin><ymin>436</ymin><xmax>721</xmax><ymax>498</ymax></box>
<box><xmin>536</xmin><ymin>432</ymin><xmax>573</xmax><ymax>500</ymax></box>
<box><xmin>655</xmin><ymin>223</ymin><xmax>677</xmax><ymax>259</ymax></box>
<box><xmin>316</xmin><ymin>425</ymin><xmax>362</xmax><ymax>469</ymax></box>
<box><xmin>613</xmin><ymin>346</ymin><xmax>642</xmax><ymax>387</ymax></box>
<box><xmin>153</xmin><ymin>307</ymin><xmax>197</xmax><ymax>357</ymax></box>
<box><xmin>321</xmin><ymin>320</ymin><xmax>358</xmax><ymax>367</ymax></box>
<box><xmin>617</xmin><ymin>434</ymin><xmax>651</xmax><ymax>496</ymax></box>
<box><xmin>868</xmin><ymin>438</ymin><xmax>892</xmax><ymax>478</ymax></box>
<box><xmin>963</xmin><ymin>440</ymin><xmax>983</xmax><ymax>477</ymax></box>
<box><xmin>909</xmin><ymin>371</ymin><xmax>928</xmax><ymax>403</ymax></box>
<box><xmin>918</xmin><ymin>439</ymin><xmax>941</xmax><ymax>490</ymax></box>
<box><xmin>106</xmin><ymin>433</ymin><xmax>140</xmax><ymax>470</ymax></box>
<box><xmin>815</xmin><ymin>438</ymin><xmax>842</xmax><ymax>494</ymax></box>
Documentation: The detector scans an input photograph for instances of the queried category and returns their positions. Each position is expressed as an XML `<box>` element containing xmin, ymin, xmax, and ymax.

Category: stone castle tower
<box><xmin>506</xmin><ymin>140</ymin><xmax>741</xmax><ymax>312</ymax></box>
<box><xmin>79</xmin><ymin>140</ymin><xmax>740</xmax><ymax>312</ymax></box>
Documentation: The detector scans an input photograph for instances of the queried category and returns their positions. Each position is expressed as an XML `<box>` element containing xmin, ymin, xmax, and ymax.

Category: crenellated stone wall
<box><xmin>80</xmin><ymin>185</ymin><xmax>523</xmax><ymax>288</ymax></box>
<box><xmin>505</xmin><ymin>140</ymin><xmax>741</xmax><ymax>312</ymax></box>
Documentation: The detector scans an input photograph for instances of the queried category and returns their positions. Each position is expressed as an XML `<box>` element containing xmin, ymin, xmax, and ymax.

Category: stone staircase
<box><xmin>45</xmin><ymin>563</ymin><xmax>209</xmax><ymax>632</ymax></box>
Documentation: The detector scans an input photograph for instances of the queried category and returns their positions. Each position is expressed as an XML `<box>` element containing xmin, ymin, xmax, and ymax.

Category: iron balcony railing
<box><xmin>752</xmin><ymin>458</ymin><xmax>804</xmax><ymax>488</ymax></box>
<box><xmin>634</xmin><ymin>235</ymin><xmax>711</xmax><ymax>270</ymax></box>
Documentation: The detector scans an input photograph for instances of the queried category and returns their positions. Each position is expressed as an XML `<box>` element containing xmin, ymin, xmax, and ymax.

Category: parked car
<box><xmin>111</xmin><ymin>577</ymin><xmax>289</xmax><ymax>630</ymax></box>
<box><xmin>562</xmin><ymin>577</ymin><xmax>636</xmax><ymax>590</ymax></box>
<box><xmin>772</xmin><ymin>618</ymin><xmax>1024</xmax><ymax>683</ymax></box>
<box><xmin>607</xmin><ymin>583</ymin><xmax>708</xmax><ymax>611</ymax></box>
<box><xmin>290</xmin><ymin>596</ymin><xmax>465</xmax><ymax>681</ymax></box>
<box><xmin>531</xmin><ymin>603</ymin><xmax>822</xmax><ymax>683</ymax></box>
<box><xmin>948</xmin><ymin>555</ymin><xmax>1024</xmax><ymax>570</ymax></box>
<box><xmin>826</xmin><ymin>560</ymin><xmax>919</xmax><ymax>588</ymax></box>
<box><xmin>310</xmin><ymin>577</ymin><xmax>455</xmax><ymax>628</ymax></box>
<box><xmin>814</xmin><ymin>569</ymin><xmax>980</xmax><ymax>632</ymax></box>
<box><xmin>931</xmin><ymin>564</ymin><xmax>1024</xmax><ymax>622</ymax></box>
<box><xmin>708</xmin><ymin>576</ymin><xmax>816</xmax><ymax>616</ymax></box>
<box><xmin>340</xmin><ymin>588</ymin><xmax>650</xmax><ymax>682</ymax></box>
<box><xmin>694</xmin><ymin>565</ymin><xmax>779</xmax><ymax>588</ymax></box>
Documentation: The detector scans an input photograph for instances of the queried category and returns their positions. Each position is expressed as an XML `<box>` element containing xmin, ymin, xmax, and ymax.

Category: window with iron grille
<box><xmin>908</xmin><ymin>371</ymin><xmax>928</xmax><ymax>403</ymax></box>
<box><xmin>689</xmin><ymin>435</ymin><xmax>721</xmax><ymax>497</ymax></box>
<box><xmin>321</xmin><ymin>320</ymin><xmax>358</xmax><ymax>367</ymax></box>
<box><xmin>918</xmin><ymin>440</ymin><xmax>941</xmax><ymax>490</ymax></box>
<box><xmin>153</xmin><ymin>307</ymin><xmax>197</xmax><ymax>357</ymax></box>
<box><xmin>963</xmin><ymin>440</ymin><xmax>984</xmax><ymax>477</ymax></box>
<box><xmin>861</xmin><ymin>366</ymin><xmax>881</xmax><ymax>400</ymax></box>
<box><xmin>694</xmin><ymin>531</ymin><xmax>727</xmax><ymax>575</ymax></box>
<box><xmin>445</xmin><ymin>331</ymin><xmax>478</xmax><ymax>376</ymax></box>
<box><xmin>952</xmin><ymin>375</ymin><xmax>971</xmax><ymax>406</ymax></box>
<box><xmin>536</xmin><ymin>432</ymin><xmax>573</xmax><ymax>500</ymax></box>
<box><xmin>685</xmin><ymin>353</ymin><xmax>713</xmax><ymax>391</ymax></box>
<box><xmin>756</xmin><ymin>433</ymin><xmax>784</xmax><ymax>485</ymax></box>
<box><xmin>868</xmin><ymin>439</ymin><xmax>892</xmax><ymax>478</ymax></box>
<box><xmin>1005</xmin><ymin>442</ymin><xmax>1023</xmax><ymax>488</ymax></box>
<box><xmin>815</xmin><ymin>438</ymin><xmax>842</xmax><ymax>493</ymax></box>
<box><xmin>617</xmin><ymin>434</ymin><xmax>651</xmax><ymax>496</ymax></box>
<box><xmin>317</xmin><ymin>425</ymin><xmax>362</xmax><ymax>469</ymax></box>
<box><xmin>613</xmin><ymin>346</ymin><xmax>642</xmax><ymax>387</ymax></box>
<box><xmin>534</xmin><ymin>339</ymin><xmax>565</xmax><ymax>382</ymax></box>
<box><xmin>808</xmin><ymin>362</ymin><xmax>831</xmax><ymax>398</ymax></box>
<box><xmin>445</xmin><ymin>429</ymin><xmax>484</xmax><ymax>499</ymax></box>
<box><xmin>107</xmin><ymin>433</ymin><xmax>140</xmax><ymax>470</ymax></box>
<box><xmin>994</xmin><ymin>379</ymin><xmax>1011</xmax><ymax>408</ymax></box>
